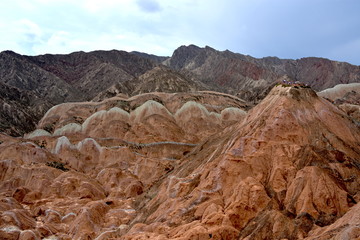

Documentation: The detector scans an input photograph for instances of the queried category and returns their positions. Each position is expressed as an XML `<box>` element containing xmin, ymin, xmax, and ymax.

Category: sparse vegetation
<box><xmin>275</xmin><ymin>82</ymin><xmax>311</xmax><ymax>89</ymax></box>
<box><xmin>72</xmin><ymin>116</ymin><xmax>84</xmax><ymax>124</ymax></box>
<box><xmin>34</xmin><ymin>140</ymin><xmax>47</xmax><ymax>148</ymax></box>
<box><xmin>114</xmin><ymin>100</ymin><xmax>130</xmax><ymax>112</ymax></box>
<box><xmin>126</xmin><ymin>140</ymin><xmax>197</xmax><ymax>149</ymax></box>
<box><xmin>43</xmin><ymin>123</ymin><xmax>55</xmax><ymax>133</ymax></box>
<box><xmin>46</xmin><ymin>161</ymin><xmax>69</xmax><ymax>171</ymax></box>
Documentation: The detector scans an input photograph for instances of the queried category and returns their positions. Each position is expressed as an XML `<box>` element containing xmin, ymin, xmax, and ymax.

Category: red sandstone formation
<box><xmin>1</xmin><ymin>87</ymin><xmax>360</xmax><ymax>239</ymax></box>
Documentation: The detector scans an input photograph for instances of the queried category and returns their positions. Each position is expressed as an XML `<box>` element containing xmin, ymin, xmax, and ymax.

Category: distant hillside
<box><xmin>164</xmin><ymin>45</ymin><xmax>360</xmax><ymax>101</ymax></box>
<box><xmin>0</xmin><ymin>82</ymin><xmax>52</xmax><ymax>136</ymax></box>
<box><xmin>1</xmin><ymin>45</ymin><xmax>360</xmax><ymax>135</ymax></box>
<box><xmin>0</xmin><ymin>50</ymin><xmax>190</xmax><ymax>135</ymax></box>
<box><xmin>130</xmin><ymin>51</ymin><xmax>169</xmax><ymax>63</ymax></box>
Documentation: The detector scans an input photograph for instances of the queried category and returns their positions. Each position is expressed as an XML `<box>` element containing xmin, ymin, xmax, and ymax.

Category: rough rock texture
<box><xmin>0</xmin><ymin>51</ymin><xmax>81</xmax><ymax>136</ymax></box>
<box><xmin>0</xmin><ymin>51</ymin><xmax>82</xmax><ymax>104</ymax></box>
<box><xmin>36</xmin><ymin>91</ymin><xmax>249</xmax><ymax>143</ymax></box>
<box><xmin>120</xmin><ymin>86</ymin><xmax>360</xmax><ymax>239</ymax></box>
<box><xmin>0</xmin><ymin>50</ymin><xmax>168</xmax><ymax>136</ymax></box>
<box><xmin>306</xmin><ymin>202</ymin><xmax>360</xmax><ymax>239</ymax></box>
<box><xmin>0</xmin><ymin>82</ymin><xmax>52</xmax><ymax>136</ymax></box>
<box><xmin>131</xmin><ymin>66</ymin><xmax>208</xmax><ymax>95</ymax></box>
<box><xmin>318</xmin><ymin>83</ymin><xmax>360</xmax><ymax>126</ymax></box>
<box><xmin>164</xmin><ymin>45</ymin><xmax>360</xmax><ymax>102</ymax></box>
<box><xmin>338</xmin><ymin>104</ymin><xmax>360</xmax><ymax>126</ymax></box>
<box><xmin>317</xmin><ymin>83</ymin><xmax>360</xmax><ymax>104</ymax></box>
<box><xmin>2</xmin><ymin>45</ymin><xmax>360</xmax><ymax>135</ymax></box>
<box><xmin>1</xmin><ymin>87</ymin><xmax>360</xmax><ymax>239</ymax></box>
<box><xmin>130</xmin><ymin>51</ymin><xmax>169</xmax><ymax>64</ymax></box>
<box><xmin>0</xmin><ymin>91</ymin><xmax>248</xmax><ymax>239</ymax></box>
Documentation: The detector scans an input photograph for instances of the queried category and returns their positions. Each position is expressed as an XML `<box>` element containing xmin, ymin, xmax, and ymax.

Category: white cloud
<box><xmin>0</xmin><ymin>0</ymin><xmax>359</xmax><ymax>65</ymax></box>
<box><xmin>0</xmin><ymin>18</ymin><xmax>44</xmax><ymax>54</ymax></box>
<box><xmin>80</xmin><ymin>0</ymin><xmax>132</xmax><ymax>13</ymax></box>
<box><xmin>15</xmin><ymin>19</ymin><xmax>43</xmax><ymax>39</ymax></box>
<box><xmin>0</xmin><ymin>0</ymin><xmax>219</xmax><ymax>56</ymax></box>
<box><xmin>43</xmin><ymin>31</ymin><xmax>70</xmax><ymax>51</ymax></box>
<box><xmin>31</xmin><ymin>30</ymin><xmax>184</xmax><ymax>56</ymax></box>
<box><xmin>136</xmin><ymin>0</ymin><xmax>162</xmax><ymax>13</ymax></box>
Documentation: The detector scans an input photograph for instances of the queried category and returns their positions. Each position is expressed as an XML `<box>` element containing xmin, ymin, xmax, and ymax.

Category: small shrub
<box><xmin>73</xmin><ymin>116</ymin><xmax>84</xmax><ymax>124</ymax></box>
<box><xmin>40</xmin><ymin>140</ymin><xmax>47</xmax><ymax>148</ymax></box>
<box><xmin>33</xmin><ymin>140</ymin><xmax>47</xmax><ymax>148</ymax></box>
<box><xmin>46</xmin><ymin>161</ymin><xmax>69</xmax><ymax>171</ymax></box>
<box><xmin>43</xmin><ymin>123</ymin><xmax>55</xmax><ymax>133</ymax></box>
<box><xmin>275</xmin><ymin>83</ymin><xmax>291</xmax><ymax>88</ymax></box>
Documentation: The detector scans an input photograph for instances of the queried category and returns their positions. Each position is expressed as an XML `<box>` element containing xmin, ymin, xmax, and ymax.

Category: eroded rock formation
<box><xmin>318</xmin><ymin>83</ymin><xmax>360</xmax><ymax>126</ymax></box>
<box><xmin>1</xmin><ymin>86</ymin><xmax>360</xmax><ymax>239</ymax></box>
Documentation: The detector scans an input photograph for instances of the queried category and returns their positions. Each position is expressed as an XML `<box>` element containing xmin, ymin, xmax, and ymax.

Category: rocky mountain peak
<box><xmin>164</xmin><ymin>44</ymin><xmax>204</xmax><ymax>69</ymax></box>
<box><xmin>269</xmin><ymin>84</ymin><xmax>317</xmax><ymax>101</ymax></box>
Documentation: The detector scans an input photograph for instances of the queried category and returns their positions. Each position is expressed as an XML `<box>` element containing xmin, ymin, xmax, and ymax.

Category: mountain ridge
<box><xmin>1</xmin><ymin>45</ymin><xmax>360</xmax><ymax>135</ymax></box>
<box><xmin>164</xmin><ymin>45</ymin><xmax>360</xmax><ymax>101</ymax></box>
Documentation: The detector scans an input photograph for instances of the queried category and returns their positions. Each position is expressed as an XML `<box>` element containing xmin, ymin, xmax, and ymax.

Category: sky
<box><xmin>1</xmin><ymin>0</ymin><xmax>360</xmax><ymax>65</ymax></box>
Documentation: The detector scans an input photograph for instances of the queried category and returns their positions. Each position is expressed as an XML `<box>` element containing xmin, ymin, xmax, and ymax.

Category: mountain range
<box><xmin>1</xmin><ymin>45</ymin><xmax>360</xmax><ymax>136</ymax></box>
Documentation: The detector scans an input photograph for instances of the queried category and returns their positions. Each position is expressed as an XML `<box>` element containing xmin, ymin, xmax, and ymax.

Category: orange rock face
<box><xmin>1</xmin><ymin>88</ymin><xmax>360</xmax><ymax>239</ymax></box>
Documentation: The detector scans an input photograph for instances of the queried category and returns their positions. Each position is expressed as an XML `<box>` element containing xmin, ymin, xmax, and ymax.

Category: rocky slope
<box><xmin>318</xmin><ymin>83</ymin><xmax>360</xmax><ymax>105</ymax></box>
<box><xmin>164</xmin><ymin>45</ymin><xmax>360</xmax><ymax>101</ymax></box>
<box><xmin>24</xmin><ymin>50</ymin><xmax>158</xmax><ymax>100</ymax></box>
<box><xmin>1</xmin><ymin>86</ymin><xmax>360</xmax><ymax>239</ymax></box>
<box><xmin>0</xmin><ymin>51</ymin><xmax>82</xmax><ymax>104</ymax></box>
<box><xmin>0</xmin><ymin>91</ymin><xmax>248</xmax><ymax>239</ymax></box>
<box><xmin>0</xmin><ymin>50</ymin><xmax>200</xmax><ymax>135</ymax></box>
<box><xmin>130</xmin><ymin>51</ymin><xmax>169</xmax><ymax>64</ymax></box>
<box><xmin>318</xmin><ymin>83</ymin><xmax>360</xmax><ymax>126</ymax></box>
<box><xmin>0</xmin><ymin>82</ymin><xmax>52</xmax><ymax>136</ymax></box>
<box><xmin>119</xmin><ymin>85</ymin><xmax>360</xmax><ymax>239</ymax></box>
<box><xmin>2</xmin><ymin>45</ymin><xmax>360</xmax><ymax>136</ymax></box>
<box><xmin>131</xmin><ymin>66</ymin><xmax>209</xmax><ymax>95</ymax></box>
<box><xmin>92</xmin><ymin>66</ymin><xmax>211</xmax><ymax>102</ymax></box>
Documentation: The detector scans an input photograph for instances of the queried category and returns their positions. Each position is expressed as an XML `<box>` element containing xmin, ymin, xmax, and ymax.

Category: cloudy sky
<box><xmin>1</xmin><ymin>0</ymin><xmax>360</xmax><ymax>65</ymax></box>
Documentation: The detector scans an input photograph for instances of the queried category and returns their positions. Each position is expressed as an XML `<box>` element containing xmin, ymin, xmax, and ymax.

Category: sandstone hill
<box><xmin>118</xmin><ymin>85</ymin><xmax>360</xmax><ymax>239</ymax></box>
<box><xmin>318</xmin><ymin>83</ymin><xmax>360</xmax><ymax>126</ymax></box>
<box><xmin>1</xmin><ymin>86</ymin><xmax>360</xmax><ymax>239</ymax></box>
<box><xmin>318</xmin><ymin>83</ymin><xmax>360</xmax><ymax>105</ymax></box>
<box><xmin>34</xmin><ymin>91</ymin><xmax>249</xmax><ymax>143</ymax></box>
